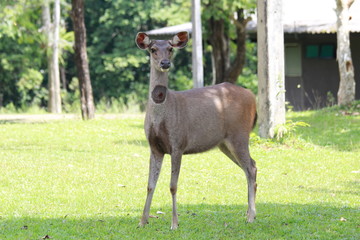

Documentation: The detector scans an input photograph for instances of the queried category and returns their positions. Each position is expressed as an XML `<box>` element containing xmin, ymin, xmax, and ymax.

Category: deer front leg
<box><xmin>170</xmin><ymin>151</ymin><xmax>182</xmax><ymax>230</ymax></box>
<box><xmin>139</xmin><ymin>151</ymin><xmax>164</xmax><ymax>227</ymax></box>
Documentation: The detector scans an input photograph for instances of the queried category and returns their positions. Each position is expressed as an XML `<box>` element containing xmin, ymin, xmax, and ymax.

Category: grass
<box><xmin>0</xmin><ymin>107</ymin><xmax>359</xmax><ymax>239</ymax></box>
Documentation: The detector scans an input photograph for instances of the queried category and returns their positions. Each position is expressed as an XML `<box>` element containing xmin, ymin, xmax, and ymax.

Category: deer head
<box><xmin>135</xmin><ymin>32</ymin><xmax>189</xmax><ymax>72</ymax></box>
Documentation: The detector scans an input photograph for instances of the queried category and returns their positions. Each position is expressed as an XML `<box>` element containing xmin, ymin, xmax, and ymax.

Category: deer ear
<box><xmin>135</xmin><ymin>32</ymin><xmax>151</xmax><ymax>50</ymax></box>
<box><xmin>170</xmin><ymin>31</ymin><xmax>188</xmax><ymax>48</ymax></box>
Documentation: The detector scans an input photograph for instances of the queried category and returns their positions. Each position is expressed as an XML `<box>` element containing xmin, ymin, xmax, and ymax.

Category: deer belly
<box><xmin>183</xmin><ymin>127</ymin><xmax>224</xmax><ymax>154</ymax></box>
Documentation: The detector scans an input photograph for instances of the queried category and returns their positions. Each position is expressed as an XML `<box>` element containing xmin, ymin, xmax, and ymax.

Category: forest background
<box><xmin>0</xmin><ymin>0</ymin><xmax>257</xmax><ymax>113</ymax></box>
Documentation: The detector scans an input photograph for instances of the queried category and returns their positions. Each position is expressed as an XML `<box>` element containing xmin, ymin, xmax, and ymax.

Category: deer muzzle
<box><xmin>160</xmin><ymin>59</ymin><xmax>171</xmax><ymax>72</ymax></box>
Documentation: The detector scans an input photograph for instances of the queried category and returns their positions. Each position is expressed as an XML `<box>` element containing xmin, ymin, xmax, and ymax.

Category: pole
<box><xmin>257</xmin><ymin>0</ymin><xmax>285</xmax><ymax>138</ymax></box>
<box><xmin>191</xmin><ymin>0</ymin><xmax>204</xmax><ymax>88</ymax></box>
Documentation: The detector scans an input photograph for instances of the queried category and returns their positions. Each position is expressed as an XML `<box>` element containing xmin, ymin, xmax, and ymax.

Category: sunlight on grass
<box><xmin>0</xmin><ymin>112</ymin><xmax>359</xmax><ymax>239</ymax></box>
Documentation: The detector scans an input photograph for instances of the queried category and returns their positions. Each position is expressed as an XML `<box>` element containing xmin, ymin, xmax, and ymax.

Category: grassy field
<box><xmin>0</xmin><ymin>107</ymin><xmax>359</xmax><ymax>239</ymax></box>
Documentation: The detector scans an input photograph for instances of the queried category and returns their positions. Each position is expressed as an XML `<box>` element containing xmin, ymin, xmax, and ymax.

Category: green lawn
<box><xmin>0</xmin><ymin>109</ymin><xmax>359</xmax><ymax>239</ymax></box>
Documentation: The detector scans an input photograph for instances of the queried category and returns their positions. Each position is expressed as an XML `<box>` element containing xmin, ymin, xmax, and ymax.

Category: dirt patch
<box><xmin>0</xmin><ymin>114</ymin><xmax>80</xmax><ymax>123</ymax></box>
<box><xmin>0</xmin><ymin>113</ymin><xmax>144</xmax><ymax>123</ymax></box>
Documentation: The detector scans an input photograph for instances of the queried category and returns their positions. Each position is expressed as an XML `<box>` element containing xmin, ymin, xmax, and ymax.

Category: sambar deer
<box><xmin>136</xmin><ymin>31</ymin><xmax>257</xmax><ymax>230</ymax></box>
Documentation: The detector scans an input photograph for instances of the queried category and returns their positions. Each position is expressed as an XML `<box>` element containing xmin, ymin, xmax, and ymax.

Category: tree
<box><xmin>336</xmin><ymin>0</ymin><xmax>356</xmax><ymax>106</ymax></box>
<box><xmin>71</xmin><ymin>0</ymin><xmax>95</xmax><ymax>120</ymax></box>
<box><xmin>42</xmin><ymin>0</ymin><xmax>62</xmax><ymax>113</ymax></box>
<box><xmin>203</xmin><ymin>0</ymin><xmax>255</xmax><ymax>84</ymax></box>
<box><xmin>257</xmin><ymin>0</ymin><xmax>285</xmax><ymax>138</ymax></box>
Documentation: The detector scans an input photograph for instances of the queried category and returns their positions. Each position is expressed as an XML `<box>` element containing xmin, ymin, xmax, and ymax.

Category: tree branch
<box><xmin>348</xmin><ymin>0</ymin><xmax>355</xmax><ymax>8</ymax></box>
<box><xmin>230</xmin><ymin>13</ymin><xmax>252</xmax><ymax>31</ymax></box>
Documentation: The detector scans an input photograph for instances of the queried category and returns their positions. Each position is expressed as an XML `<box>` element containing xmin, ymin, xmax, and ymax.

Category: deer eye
<box><xmin>150</xmin><ymin>48</ymin><xmax>156</xmax><ymax>54</ymax></box>
<box><xmin>169</xmin><ymin>48</ymin><xmax>173</xmax><ymax>53</ymax></box>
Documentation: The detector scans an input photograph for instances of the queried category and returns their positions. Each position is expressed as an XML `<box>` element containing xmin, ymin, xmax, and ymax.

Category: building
<box><xmin>248</xmin><ymin>0</ymin><xmax>360</xmax><ymax>110</ymax></box>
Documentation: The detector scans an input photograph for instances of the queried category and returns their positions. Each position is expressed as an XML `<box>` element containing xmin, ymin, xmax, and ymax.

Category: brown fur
<box><xmin>136</xmin><ymin>32</ymin><xmax>258</xmax><ymax>230</ymax></box>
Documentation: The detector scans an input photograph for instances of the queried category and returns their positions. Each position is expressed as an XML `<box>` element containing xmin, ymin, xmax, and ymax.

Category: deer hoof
<box><xmin>246</xmin><ymin>217</ymin><xmax>255</xmax><ymax>223</ymax></box>
<box><xmin>171</xmin><ymin>224</ymin><xmax>179</xmax><ymax>230</ymax></box>
<box><xmin>246</xmin><ymin>210</ymin><xmax>256</xmax><ymax>223</ymax></box>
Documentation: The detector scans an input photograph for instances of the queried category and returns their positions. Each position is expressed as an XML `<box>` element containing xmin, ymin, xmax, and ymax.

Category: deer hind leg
<box><xmin>169</xmin><ymin>151</ymin><xmax>183</xmax><ymax>230</ymax></box>
<box><xmin>139</xmin><ymin>151</ymin><xmax>164</xmax><ymax>227</ymax></box>
<box><xmin>220</xmin><ymin>137</ymin><xmax>257</xmax><ymax>223</ymax></box>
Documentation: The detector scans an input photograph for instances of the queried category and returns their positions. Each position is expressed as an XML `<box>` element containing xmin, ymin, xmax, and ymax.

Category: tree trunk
<box><xmin>209</xmin><ymin>18</ymin><xmax>230</xmax><ymax>84</ymax></box>
<box><xmin>71</xmin><ymin>0</ymin><xmax>95</xmax><ymax>120</ymax></box>
<box><xmin>336</xmin><ymin>0</ymin><xmax>356</xmax><ymax>106</ymax></box>
<box><xmin>208</xmin><ymin>9</ymin><xmax>249</xmax><ymax>85</ymax></box>
<box><xmin>42</xmin><ymin>0</ymin><xmax>52</xmax><ymax>96</ymax></box>
<box><xmin>257</xmin><ymin>0</ymin><xmax>285</xmax><ymax>138</ymax></box>
<box><xmin>60</xmin><ymin>66</ymin><xmax>67</xmax><ymax>90</ymax></box>
<box><xmin>52</xmin><ymin>0</ymin><xmax>61</xmax><ymax>113</ymax></box>
<box><xmin>42</xmin><ymin>0</ymin><xmax>57</xmax><ymax>113</ymax></box>
<box><xmin>227</xmin><ymin>9</ymin><xmax>248</xmax><ymax>84</ymax></box>
<box><xmin>43</xmin><ymin>0</ymin><xmax>62</xmax><ymax>113</ymax></box>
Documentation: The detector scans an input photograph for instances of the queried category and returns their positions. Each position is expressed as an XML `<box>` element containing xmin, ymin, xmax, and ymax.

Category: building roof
<box><xmin>146</xmin><ymin>23</ymin><xmax>192</xmax><ymax>39</ymax></box>
<box><xmin>147</xmin><ymin>0</ymin><xmax>360</xmax><ymax>36</ymax></box>
<box><xmin>251</xmin><ymin>0</ymin><xmax>360</xmax><ymax>34</ymax></box>
<box><xmin>146</xmin><ymin>22</ymin><xmax>192</xmax><ymax>36</ymax></box>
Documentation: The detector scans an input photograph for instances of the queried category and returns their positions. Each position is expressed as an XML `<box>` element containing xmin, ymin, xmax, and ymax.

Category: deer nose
<box><xmin>160</xmin><ymin>60</ymin><xmax>171</xmax><ymax>69</ymax></box>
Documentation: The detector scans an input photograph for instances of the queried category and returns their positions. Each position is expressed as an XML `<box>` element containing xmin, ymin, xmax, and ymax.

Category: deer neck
<box><xmin>149</xmin><ymin>64</ymin><xmax>169</xmax><ymax>104</ymax></box>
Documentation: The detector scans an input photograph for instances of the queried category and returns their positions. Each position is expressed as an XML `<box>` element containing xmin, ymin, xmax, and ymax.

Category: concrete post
<box><xmin>257</xmin><ymin>0</ymin><xmax>286</xmax><ymax>138</ymax></box>
<box><xmin>191</xmin><ymin>0</ymin><xmax>204</xmax><ymax>88</ymax></box>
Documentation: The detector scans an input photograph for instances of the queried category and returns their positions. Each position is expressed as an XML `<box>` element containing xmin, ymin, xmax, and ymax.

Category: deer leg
<box><xmin>222</xmin><ymin>139</ymin><xmax>257</xmax><ymax>223</ymax></box>
<box><xmin>244</xmin><ymin>155</ymin><xmax>257</xmax><ymax>223</ymax></box>
<box><xmin>170</xmin><ymin>151</ymin><xmax>182</xmax><ymax>230</ymax></box>
<box><xmin>139</xmin><ymin>151</ymin><xmax>164</xmax><ymax>227</ymax></box>
<box><xmin>219</xmin><ymin>143</ymin><xmax>241</xmax><ymax>167</ymax></box>
<box><xmin>235</xmin><ymin>145</ymin><xmax>257</xmax><ymax>223</ymax></box>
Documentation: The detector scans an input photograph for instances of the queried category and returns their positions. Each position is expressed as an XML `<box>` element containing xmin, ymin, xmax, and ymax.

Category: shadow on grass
<box><xmin>1</xmin><ymin>203</ymin><xmax>358</xmax><ymax>239</ymax></box>
<box><xmin>290</xmin><ymin>111</ymin><xmax>360</xmax><ymax>152</ymax></box>
<box><xmin>305</xmin><ymin>180</ymin><xmax>360</xmax><ymax>196</ymax></box>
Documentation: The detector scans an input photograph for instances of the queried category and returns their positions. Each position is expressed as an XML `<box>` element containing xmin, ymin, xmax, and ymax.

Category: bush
<box><xmin>274</xmin><ymin>120</ymin><xmax>310</xmax><ymax>142</ymax></box>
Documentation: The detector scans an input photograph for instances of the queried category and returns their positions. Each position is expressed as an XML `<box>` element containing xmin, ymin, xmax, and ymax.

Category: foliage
<box><xmin>0</xmin><ymin>0</ymin><xmax>256</xmax><ymax>112</ymax></box>
<box><xmin>62</xmin><ymin>77</ymin><xmax>80</xmax><ymax>113</ymax></box>
<box><xmin>17</xmin><ymin>68</ymin><xmax>48</xmax><ymax>107</ymax></box>
<box><xmin>238</xmin><ymin>40</ymin><xmax>258</xmax><ymax>94</ymax></box>
<box><xmin>81</xmin><ymin>0</ymin><xmax>192</xmax><ymax>109</ymax></box>
<box><xmin>0</xmin><ymin>0</ymin><xmax>73</xmax><ymax>110</ymax></box>
<box><xmin>0</xmin><ymin>1</ymin><xmax>45</xmax><ymax>108</ymax></box>
<box><xmin>325</xmin><ymin>99</ymin><xmax>360</xmax><ymax>115</ymax></box>
<box><xmin>0</xmin><ymin>111</ymin><xmax>359</xmax><ymax>239</ymax></box>
<box><xmin>0</xmin><ymin>0</ymin><xmax>259</xmax><ymax>112</ymax></box>
<box><xmin>201</xmin><ymin>0</ymin><xmax>257</xmax><ymax>49</ymax></box>
<box><xmin>274</xmin><ymin>120</ymin><xmax>310</xmax><ymax>142</ymax></box>
<box><xmin>150</xmin><ymin>0</ymin><xmax>191</xmax><ymax>26</ymax></box>
<box><xmin>202</xmin><ymin>0</ymin><xmax>256</xmax><ymax>24</ymax></box>
<box><xmin>201</xmin><ymin>0</ymin><xmax>257</xmax><ymax>85</ymax></box>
